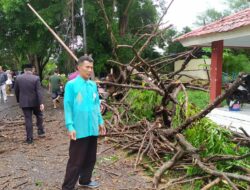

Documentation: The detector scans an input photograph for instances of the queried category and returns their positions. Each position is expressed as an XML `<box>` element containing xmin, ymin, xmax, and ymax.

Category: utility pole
<box><xmin>71</xmin><ymin>0</ymin><xmax>75</xmax><ymax>53</ymax></box>
<box><xmin>80</xmin><ymin>0</ymin><xmax>87</xmax><ymax>54</ymax></box>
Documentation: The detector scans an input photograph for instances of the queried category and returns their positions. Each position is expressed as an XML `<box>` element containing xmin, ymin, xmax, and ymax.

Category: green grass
<box><xmin>178</xmin><ymin>90</ymin><xmax>209</xmax><ymax>110</ymax></box>
<box><xmin>178</xmin><ymin>90</ymin><xmax>227</xmax><ymax>110</ymax></box>
<box><xmin>35</xmin><ymin>180</ymin><xmax>43</xmax><ymax>187</ymax></box>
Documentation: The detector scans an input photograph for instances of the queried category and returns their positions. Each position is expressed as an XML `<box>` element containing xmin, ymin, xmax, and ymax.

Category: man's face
<box><xmin>77</xmin><ymin>61</ymin><xmax>93</xmax><ymax>80</ymax></box>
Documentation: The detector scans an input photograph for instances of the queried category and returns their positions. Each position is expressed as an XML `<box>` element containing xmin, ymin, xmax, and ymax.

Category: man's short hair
<box><xmin>77</xmin><ymin>55</ymin><xmax>94</xmax><ymax>65</ymax></box>
<box><xmin>23</xmin><ymin>64</ymin><xmax>33</xmax><ymax>71</ymax></box>
<box><xmin>54</xmin><ymin>69</ymin><xmax>59</xmax><ymax>73</ymax></box>
<box><xmin>23</xmin><ymin>64</ymin><xmax>33</xmax><ymax>69</ymax></box>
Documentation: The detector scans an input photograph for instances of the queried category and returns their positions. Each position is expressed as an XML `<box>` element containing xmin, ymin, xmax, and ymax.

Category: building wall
<box><xmin>174</xmin><ymin>59</ymin><xmax>211</xmax><ymax>82</ymax></box>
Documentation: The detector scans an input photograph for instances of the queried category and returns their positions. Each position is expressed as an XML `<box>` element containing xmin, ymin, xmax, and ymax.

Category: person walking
<box><xmin>0</xmin><ymin>66</ymin><xmax>8</xmax><ymax>103</ymax></box>
<box><xmin>14</xmin><ymin>64</ymin><xmax>45</xmax><ymax>144</ymax></box>
<box><xmin>49</xmin><ymin>69</ymin><xmax>61</xmax><ymax>109</ymax></box>
<box><xmin>68</xmin><ymin>69</ymin><xmax>79</xmax><ymax>81</ymax></box>
<box><xmin>62</xmin><ymin>55</ymin><xmax>106</xmax><ymax>190</ymax></box>
<box><xmin>6</xmin><ymin>70</ymin><xmax>13</xmax><ymax>96</ymax></box>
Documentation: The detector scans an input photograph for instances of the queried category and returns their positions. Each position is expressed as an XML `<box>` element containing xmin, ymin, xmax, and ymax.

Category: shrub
<box><xmin>125</xmin><ymin>89</ymin><xmax>162</xmax><ymax>121</ymax></box>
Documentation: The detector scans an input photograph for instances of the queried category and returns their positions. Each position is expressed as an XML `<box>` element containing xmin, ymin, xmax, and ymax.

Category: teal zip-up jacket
<box><xmin>64</xmin><ymin>76</ymin><xmax>104</xmax><ymax>139</ymax></box>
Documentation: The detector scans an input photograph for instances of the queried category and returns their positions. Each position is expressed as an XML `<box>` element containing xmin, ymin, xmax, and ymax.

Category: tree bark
<box><xmin>119</xmin><ymin>0</ymin><xmax>133</xmax><ymax>36</ymax></box>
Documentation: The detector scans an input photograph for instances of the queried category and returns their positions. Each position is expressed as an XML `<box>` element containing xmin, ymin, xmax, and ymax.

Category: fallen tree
<box><xmin>26</xmin><ymin>0</ymin><xmax>250</xmax><ymax>189</ymax></box>
<box><xmin>96</xmin><ymin>0</ymin><xmax>250</xmax><ymax>189</ymax></box>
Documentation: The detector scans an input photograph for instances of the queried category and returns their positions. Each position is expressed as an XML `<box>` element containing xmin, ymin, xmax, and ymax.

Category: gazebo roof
<box><xmin>175</xmin><ymin>8</ymin><xmax>250</xmax><ymax>48</ymax></box>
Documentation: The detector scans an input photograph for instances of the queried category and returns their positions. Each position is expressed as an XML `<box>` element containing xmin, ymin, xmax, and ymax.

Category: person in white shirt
<box><xmin>0</xmin><ymin>66</ymin><xmax>7</xmax><ymax>102</ymax></box>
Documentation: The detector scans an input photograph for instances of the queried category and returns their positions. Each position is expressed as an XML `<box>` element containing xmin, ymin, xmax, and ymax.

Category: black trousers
<box><xmin>22</xmin><ymin>107</ymin><xmax>44</xmax><ymax>139</ymax></box>
<box><xmin>62</xmin><ymin>136</ymin><xmax>98</xmax><ymax>190</ymax></box>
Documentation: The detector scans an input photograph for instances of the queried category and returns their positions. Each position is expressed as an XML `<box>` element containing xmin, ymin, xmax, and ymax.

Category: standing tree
<box><xmin>0</xmin><ymin>0</ymin><xmax>67</xmax><ymax>79</ymax></box>
<box><xmin>195</xmin><ymin>8</ymin><xmax>225</xmax><ymax>26</ymax></box>
<box><xmin>195</xmin><ymin>0</ymin><xmax>250</xmax><ymax>27</ymax></box>
<box><xmin>226</xmin><ymin>0</ymin><xmax>250</xmax><ymax>12</ymax></box>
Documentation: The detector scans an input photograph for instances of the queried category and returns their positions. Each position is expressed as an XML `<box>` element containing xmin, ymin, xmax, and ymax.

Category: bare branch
<box><xmin>97</xmin><ymin>81</ymin><xmax>164</xmax><ymax>95</ymax></box>
<box><xmin>153</xmin><ymin>149</ymin><xmax>184</xmax><ymax>188</ymax></box>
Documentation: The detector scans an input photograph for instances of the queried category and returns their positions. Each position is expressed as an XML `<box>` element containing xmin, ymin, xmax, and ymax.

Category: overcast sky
<box><xmin>164</xmin><ymin>0</ymin><xmax>227</xmax><ymax>30</ymax></box>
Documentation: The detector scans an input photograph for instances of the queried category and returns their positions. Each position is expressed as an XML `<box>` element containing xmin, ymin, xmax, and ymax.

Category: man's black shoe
<box><xmin>38</xmin><ymin>129</ymin><xmax>45</xmax><ymax>137</ymax></box>
<box><xmin>26</xmin><ymin>138</ymin><xmax>33</xmax><ymax>144</ymax></box>
<box><xmin>78</xmin><ymin>181</ymin><xmax>100</xmax><ymax>189</ymax></box>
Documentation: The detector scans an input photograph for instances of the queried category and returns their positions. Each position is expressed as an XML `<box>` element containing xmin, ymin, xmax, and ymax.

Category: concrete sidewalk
<box><xmin>207</xmin><ymin>104</ymin><xmax>250</xmax><ymax>134</ymax></box>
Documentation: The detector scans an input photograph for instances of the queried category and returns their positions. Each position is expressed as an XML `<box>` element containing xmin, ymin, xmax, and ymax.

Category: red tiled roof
<box><xmin>176</xmin><ymin>8</ymin><xmax>250</xmax><ymax>41</ymax></box>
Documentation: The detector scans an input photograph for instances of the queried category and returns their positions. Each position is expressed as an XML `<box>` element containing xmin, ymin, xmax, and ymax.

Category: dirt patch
<box><xmin>0</xmin><ymin>93</ymin><xmax>152</xmax><ymax>190</ymax></box>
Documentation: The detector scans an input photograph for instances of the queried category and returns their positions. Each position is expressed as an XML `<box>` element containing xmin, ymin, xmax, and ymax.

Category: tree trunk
<box><xmin>27</xmin><ymin>54</ymin><xmax>47</xmax><ymax>80</ymax></box>
<box><xmin>119</xmin><ymin>15</ymin><xmax>128</xmax><ymax>37</ymax></box>
<box><xmin>27</xmin><ymin>54</ymin><xmax>37</xmax><ymax>73</ymax></box>
<box><xmin>119</xmin><ymin>0</ymin><xmax>133</xmax><ymax>37</ymax></box>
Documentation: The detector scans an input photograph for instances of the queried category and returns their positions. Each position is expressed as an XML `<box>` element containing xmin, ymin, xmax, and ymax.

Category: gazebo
<box><xmin>175</xmin><ymin>8</ymin><xmax>250</xmax><ymax>102</ymax></box>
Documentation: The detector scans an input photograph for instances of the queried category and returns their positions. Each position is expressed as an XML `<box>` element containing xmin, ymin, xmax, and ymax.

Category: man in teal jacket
<box><xmin>62</xmin><ymin>55</ymin><xmax>106</xmax><ymax>190</ymax></box>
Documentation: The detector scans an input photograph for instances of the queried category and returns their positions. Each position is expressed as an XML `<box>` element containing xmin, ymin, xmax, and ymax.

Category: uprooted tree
<box><xmin>95</xmin><ymin>0</ymin><xmax>250</xmax><ymax>189</ymax></box>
